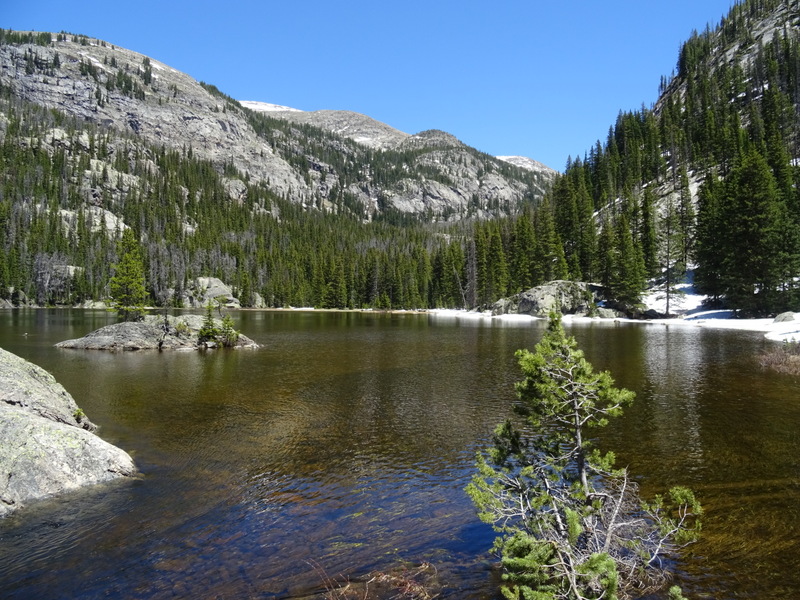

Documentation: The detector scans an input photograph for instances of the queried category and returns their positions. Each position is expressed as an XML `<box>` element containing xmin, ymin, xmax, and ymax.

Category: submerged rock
<box><xmin>0</xmin><ymin>348</ymin><xmax>136</xmax><ymax>517</ymax></box>
<box><xmin>55</xmin><ymin>314</ymin><xmax>259</xmax><ymax>351</ymax></box>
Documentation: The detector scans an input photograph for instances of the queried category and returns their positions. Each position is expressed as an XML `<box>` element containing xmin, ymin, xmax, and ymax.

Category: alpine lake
<box><xmin>1</xmin><ymin>309</ymin><xmax>799</xmax><ymax>599</ymax></box>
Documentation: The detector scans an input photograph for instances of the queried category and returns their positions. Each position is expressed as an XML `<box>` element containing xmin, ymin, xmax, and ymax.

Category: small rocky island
<box><xmin>56</xmin><ymin>314</ymin><xmax>259</xmax><ymax>351</ymax></box>
<box><xmin>0</xmin><ymin>348</ymin><xmax>137</xmax><ymax>517</ymax></box>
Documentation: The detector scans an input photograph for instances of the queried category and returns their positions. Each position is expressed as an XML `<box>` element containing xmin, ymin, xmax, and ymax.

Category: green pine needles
<box><xmin>198</xmin><ymin>302</ymin><xmax>240</xmax><ymax>347</ymax></box>
<box><xmin>109</xmin><ymin>228</ymin><xmax>147</xmax><ymax>322</ymax></box>
<box><xmin>467</xmin><ymin>313</ymin><xmax>701</xmax><ymax>600</ymax></box>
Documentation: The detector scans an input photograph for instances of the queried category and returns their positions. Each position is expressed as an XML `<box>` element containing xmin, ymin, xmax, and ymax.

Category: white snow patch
<box><xmin>765</xmin><ymin>321</ymin><xmax>800</xmax><ymax>343</ymax></box>
<box><xmin>431</xmin><ymin>267</ymin><xmax>799</xmax><ymax>343</ymax></box>
<box><xmin>496</xmin><ymin>155</ymin><xmax>557</xmax><ymax>174</ymax></box>
<box><xmin>240</xmin><ymin>100</ymin><xmax>303</xmax><ymax>113</ymax></box>
<box><xmin>430</xmin><ymin>309</ymin><xmax>493</xmax><ymax>321</ymax></box>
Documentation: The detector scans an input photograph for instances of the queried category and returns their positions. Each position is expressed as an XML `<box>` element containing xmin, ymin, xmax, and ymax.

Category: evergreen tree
<box><xmin>485</xmin><ymin>226</ymin><xmax>509</xmax><ymax>303</ymax></box>
<box><xmin>109</xmin><ymin>228</ymin><xmax>147</xmax><ymax>321</ymax></box>
<box><xmin>676</xmin><ymin>166</ymin><xmax>696</xmax><ymax>270</ymax></box>
<box><xmin>467</xmin><ymin>313</ymin><xmax>701</xmax><ymax>600</ymax></box>
<box><xmin>658</xmin><ymin>194</ymin><xmax>684</xmax><ymax>316</ymax></box>
<box><xmin>718</xmin><ymin>148</ymin><xmax>784</xmax><ymax>313</ymax></box>
<box><xmin>510</xmin><ymin>213</ymin><xmax>535</xmax><ymax>294</ymax></box>
<box><xmin>694</xmin><ymin>172</ymin><xmax>726</xmax><ymax>302</ymax></box>
<box><xmin>611</xmin><ymin>214</ymin><xmax>646</xmax><ymax>306</ymax></box>
<box><xmin>639</xmin><ymin>187</ymin><xmax>659</xmax><ymax>278</ymax></box>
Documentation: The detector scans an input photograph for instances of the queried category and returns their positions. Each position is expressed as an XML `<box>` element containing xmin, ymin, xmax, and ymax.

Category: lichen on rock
<box><xmin>0</xmin><ymin>348</ymin><xmax>136</xmax><ymax>517</ymax></box>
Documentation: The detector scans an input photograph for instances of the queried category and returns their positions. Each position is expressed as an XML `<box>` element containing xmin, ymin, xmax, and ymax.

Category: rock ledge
<box><xmin>55</xmin><ymin>314</ymin><xmax>259</xmax><ymax>351</ymax></box>
<box><xmin>0</xmin><ymin>348</ymin><xmax>136</xmax><ymax>517</ymax></box>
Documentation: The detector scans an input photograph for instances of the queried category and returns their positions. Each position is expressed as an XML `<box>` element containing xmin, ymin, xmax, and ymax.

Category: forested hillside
<box><xmin>1</xmin><ymin>0</ymin><xmax>799</xmax><ymax>314</ymax></box>
<box><xmin>539</xmin><ymin>0</ymin><xmax>800</xmax><ymax>314</ymax></box>
<box><xmin>0</xmin><ymin>80</ymin><xmax>567</xmax><ymax>310</ymax></box>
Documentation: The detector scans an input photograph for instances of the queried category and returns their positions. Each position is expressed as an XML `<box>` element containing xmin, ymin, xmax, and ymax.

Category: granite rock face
<box><xmin>180</xmin><ymin>277</ymin><xmax>240</xmax><ymax>309</ymax></box>
<box><xmin>0</xmin><ymin>35</ymin><xmax>557</xmax><ymax>221</ymax></box>
<box><xmin>492</xmin><ymin>281</ymin><xmax>602</xmax><ymax>317</ymax></box>
<box><xmin>0</xmin><ymin>348</ymin><xmax>136</xmax><ymax>517</ymax></box>
<box><xmin>0</xmin><ymin>35</ymin><xmax>306</xmax><ymax>200</ymax></box>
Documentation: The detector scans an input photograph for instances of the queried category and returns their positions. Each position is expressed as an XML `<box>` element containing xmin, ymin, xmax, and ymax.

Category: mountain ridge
<box><xmin>0</xmin><ymin>31</ymin><xmax>556</xmax><ymax>221</ymax></box>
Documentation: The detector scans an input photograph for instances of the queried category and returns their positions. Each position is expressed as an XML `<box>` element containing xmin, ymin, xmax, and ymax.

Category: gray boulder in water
<box><xmin>0</xmin><ymin>348</ymin><xmax>136</xmax><ymax>517</ymax></box>
<box><xmin>55</xmin><ymin>314</ymin><xmax>259</xmax><ymax>351</ymax></box>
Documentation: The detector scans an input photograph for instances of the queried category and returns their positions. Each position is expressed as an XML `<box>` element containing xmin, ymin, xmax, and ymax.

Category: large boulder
<box><xmin>0</xmin><ymin>348</ymin><xmax>136</xmax><ymax>517</ymax></box>
<box><xmin>774</xmin><ymin>312</ymin><xmax>796</xmax><ymax>323</ymax></box>
<box><xmin>56</xmin><ymin>314</ymin><xmax>259</xmax><ymax>351</ymax></box>
<box><xmin>493</xmin><ymin>281</ymin><xmax>601</xmax><ymax>317</ymax></box>
<box><xmin>180</xmin><ymin>277</ymin><xmax>241</xmax><ymax>309</ymax></box>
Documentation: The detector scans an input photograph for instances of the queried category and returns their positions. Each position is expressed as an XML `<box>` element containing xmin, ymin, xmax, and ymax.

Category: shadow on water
<box><xmin>1</xmin><ymin>311</ymin><xmax>799</xmax><ymax>598</ymax></box>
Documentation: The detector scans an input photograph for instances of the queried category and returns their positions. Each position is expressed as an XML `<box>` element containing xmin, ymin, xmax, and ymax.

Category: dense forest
<box><xmin>0</xmin><ymin>0</ymin><xmax>799</xmax><ymax>314</ymax></box>
<box><xmin>546</xmin><ymin>0</ymin><xmax>800</xmax><ymax>314</ymax></box>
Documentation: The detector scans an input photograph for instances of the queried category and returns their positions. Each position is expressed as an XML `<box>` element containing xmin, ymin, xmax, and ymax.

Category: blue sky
<box><xmin>5</xmin><ymin>1</ymin><xmax>735</xmax><ymax>171</ymax></box>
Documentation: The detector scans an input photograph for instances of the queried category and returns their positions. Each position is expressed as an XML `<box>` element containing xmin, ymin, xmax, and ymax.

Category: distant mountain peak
<box><xmin>247</xmin><ymin>105</ymin><xmax>410</xmax><ymax>151</ymax></box>
<box><xmin>497</xmin><ymin>155</ymin><xmax>558</xmax><ymax>175</ymax></box>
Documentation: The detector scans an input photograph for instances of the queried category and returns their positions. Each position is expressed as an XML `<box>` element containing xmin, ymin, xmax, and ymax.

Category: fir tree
<box><xmin>718</xmin><ymin>148</ymin><xmax>784</xmax><ymax>313</ymax></box>
<box><xmin>109</xmin><ymin>228</ymin><xmax>147</xmax><ymax>321</ymax></box>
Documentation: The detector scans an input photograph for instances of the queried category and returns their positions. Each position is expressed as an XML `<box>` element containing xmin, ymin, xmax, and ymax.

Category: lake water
<box><xmin>0</xmin><ymin>310</ymin><xmax>798</xmax><ymax>599</ymax></box>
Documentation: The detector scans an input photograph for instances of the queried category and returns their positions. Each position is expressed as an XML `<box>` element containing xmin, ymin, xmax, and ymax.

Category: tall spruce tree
<box><xmin>110</xmin><ymin>228</ymin><xmax>147</xmax><ymax>321</ymax></box>
<box><xmin>694</xmin><ymin>172</ymin><xmax>726</xmax><ymax>303</ymax></box>
<box><xmin>718</xmin><ymin>148</ymin><xmax>784</xmax><ymax>313</ymax></box>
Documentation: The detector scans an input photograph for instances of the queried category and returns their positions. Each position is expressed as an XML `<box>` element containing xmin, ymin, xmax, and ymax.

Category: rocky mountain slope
<box><xmin>0</xmin><ymin>32</ymin><xmax>556</xmax><ymax>221</ymax></box>
<box><xmin>242</xmin><ymin>101</ymin><xmax>410</xmax><ymax>151</ymax></box>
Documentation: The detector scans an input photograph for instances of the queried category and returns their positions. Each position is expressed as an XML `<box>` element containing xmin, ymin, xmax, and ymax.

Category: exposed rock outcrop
<box><xmin>0</xmin><ymin>34</ymin><xmax>557</xmax><ymax>221</ymax></box>
<box><xmin>774</xmin><ymin>311</ymin><xmax>796</xmax><ymax>323</ymax></box>
<box><xmin>179</xmin><ymin>277</ymin><xmax>240</xmax><ymax>309</ymax></box>
<box><xmin>248</xmin><ymin>105</ymin><xmax>410</xmax><ymax>151</ymax></box>
<box><xmin>492</xmin><ymin>281</ymin><xmax>606</xmax><ymax>317</ymax></box>
<box><xmin>0</xmin><ymin>348</ymin><xmax>136</xmax><ymax>517</ymax></box>
<box><xmin>55</xmin><ymin>314</ymin><xmax>259</xmax><ymax>351</ymax></box>
<box><xmin>0</xmin><ymin>35</ymin><xmax>306</xmax><ymax>200</ymax></box>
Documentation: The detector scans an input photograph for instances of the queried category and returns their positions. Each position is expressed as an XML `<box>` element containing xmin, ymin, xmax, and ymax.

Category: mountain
<box><xmin>497</xmin><ymin>155</ymin><xmax>555</xmax><ymax>173</ymax></box>
<box><xmin>0</xmin><ymin>30</ymin><xmax>558</xmax><ymax>310</ymax></box>
<box><xmin>0</xmin><ymin>32</ymin><xmax>556</xmax><ymax>222</ymax></box>
<box><xmin>1</xmin><ymin>0</ymin><xmax>796</xmax><ymax>315</ymax></box>
<box><xmin>241</xmin><ymin>102</ymin><xmax>410</xmax><ymax>150</ymax></box>
<box><xmin>546</xmin><ymin>0</ymin><xmax>800</xmax><ymax>314</ymax></box>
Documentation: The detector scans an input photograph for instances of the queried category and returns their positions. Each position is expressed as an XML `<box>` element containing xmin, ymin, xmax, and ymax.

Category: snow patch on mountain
<box><xmin>240</xmin><ymin>101</ymin><xmax>304</xmax><ymax>113</ymax></box>
<box><xmin>497</xmin><ymin>155</ymin><xmax>558</xmax><ymax>175</ymax></box>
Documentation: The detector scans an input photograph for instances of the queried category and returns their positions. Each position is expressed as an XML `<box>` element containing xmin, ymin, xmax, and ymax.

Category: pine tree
<box><xmin>659</xmin><ymin>194</ymin><xmax>684</xmax><ymax>316</ymax></box>
<box><xmin>510</xmin><ymin>214</ymin><xmax>535</xmax><ymax>294</ymax></box>
<box><xmin>467</xmin><ymin>313</ymin><xmax>701</xmax><ymax>600</ymax></box>
<box><xmin>485</xmin><ymin>226</ymin><xmax>509</xmax><ymax>303</ymax></box>
<box><xmin>694</xmin><ymin>172</ymin><xmax>725</xmax><ymax>303</ymax></box>
<box><xmin>719</xmin><ymin>148</ymin><xmax>784</xmax><ymax>313</ymax></box>
<box><xmin>611</xmin><ymin>213</ymin><xmax>646</xmax><ymax>306</ymax></box>
<box><xmin>109</xmin><ymin>228</ymin><xmax>147</xmax><ymax>321</ymax></box>
<box><xmin>640</xmin><ymin>186</ymin><xmax>659</xmax><ymax>278</ymax></box>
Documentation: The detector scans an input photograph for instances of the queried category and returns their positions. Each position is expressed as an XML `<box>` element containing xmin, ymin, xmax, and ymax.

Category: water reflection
<box><xmin>641</xmin><ymin>325</ymin><xmax>706</xmax><ymax>476</ymax></box>
<box><xmin>1</xmin><ymin>311</ymin><xmax>799</xmax><ymax>598</ymax></box>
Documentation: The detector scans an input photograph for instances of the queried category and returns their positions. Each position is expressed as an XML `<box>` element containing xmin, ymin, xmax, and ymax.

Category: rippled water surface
<box><xmin>1</xmin><ymin>310</ymin><xmax>798</xmax><ymax>599</ymax></box>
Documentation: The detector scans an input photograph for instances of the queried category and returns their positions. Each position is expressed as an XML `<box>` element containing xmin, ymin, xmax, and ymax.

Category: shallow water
<box><xmin>0</xmin><ymin>310</ymin><xmax>797</xmax><ymax>598</ymax></box>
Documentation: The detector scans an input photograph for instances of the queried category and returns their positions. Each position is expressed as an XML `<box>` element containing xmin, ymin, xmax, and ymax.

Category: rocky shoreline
<box><xmin>0</xmin><ymin>348</ymin><xmax>137</xmax><ymax>517</ymax></box>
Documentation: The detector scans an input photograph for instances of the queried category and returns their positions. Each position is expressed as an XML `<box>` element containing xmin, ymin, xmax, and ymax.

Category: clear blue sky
<box><xmin>5</xmin><ymin>1</ymin><xmax>735</xmax><ymax>171</ymax></box>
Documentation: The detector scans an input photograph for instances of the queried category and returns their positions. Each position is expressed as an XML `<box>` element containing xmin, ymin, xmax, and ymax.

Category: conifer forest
<box><xmin>0</xmin><ymin>0</ymin><xmax>799</xmax><ymax>315</ymax></box>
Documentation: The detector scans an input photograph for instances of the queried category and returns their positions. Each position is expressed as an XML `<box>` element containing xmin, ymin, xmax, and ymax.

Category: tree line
<box><xmin>1</xmin><ymin>0</ymin><xmax>799</xmax><ymax>316</ymax></box>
